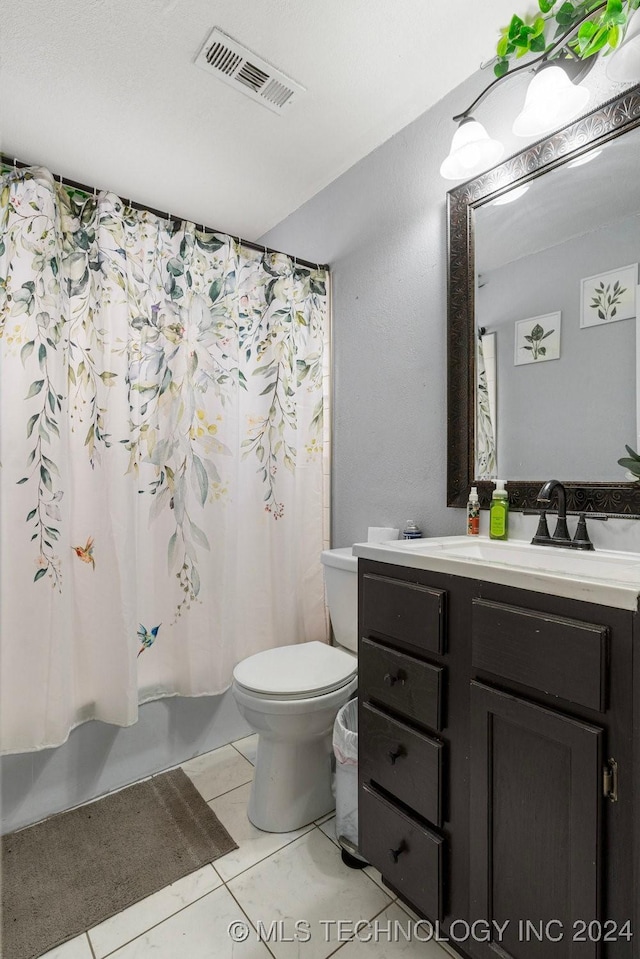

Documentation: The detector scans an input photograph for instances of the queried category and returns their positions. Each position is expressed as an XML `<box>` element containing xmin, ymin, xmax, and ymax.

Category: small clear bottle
<box><xmin>489</xmin><ymin>480</ymin><xmax>509</xmax><ymax>541</ymax></box>
<box><xmin>402</xmin><ymin>521</ymin><xmax>423</xmax><ymax>540</ymax></box>
<box><xmin>467</xmin><ymin>486</ymin><xmax>480</xmax><ymax>536</ymax></box>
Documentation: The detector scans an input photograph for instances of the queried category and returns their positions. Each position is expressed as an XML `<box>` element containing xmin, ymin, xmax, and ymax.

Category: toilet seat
<box><xmin>233</xmin><ymin>640</ymin><xmax>357</xmax><ymax>700</ymax></box>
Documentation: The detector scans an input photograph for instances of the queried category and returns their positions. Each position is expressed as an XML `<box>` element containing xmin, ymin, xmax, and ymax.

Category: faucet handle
<box><xmin>572</xmin><ymin>513</ymin><xmax>595</xmax><ymax>551</ymax></box>
<box><xmin>531</xmin><ymin>509</ymin><xmax>550</xmax><ymax>545</ymax></box>
<box><xmin>552</xmin><ymin>515</ymin><xmax>571</xmax><ymax>543</ymax></box>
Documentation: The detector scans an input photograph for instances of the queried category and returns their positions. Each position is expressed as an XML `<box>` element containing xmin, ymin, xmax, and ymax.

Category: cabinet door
<box><xmin>470</xmin><ymin>682</ymin><xmax>603</xmax><ymax>959</ymax></box>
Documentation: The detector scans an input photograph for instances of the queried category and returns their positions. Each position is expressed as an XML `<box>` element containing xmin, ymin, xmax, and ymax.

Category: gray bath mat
<box><xmin>1</xmin><ymin>767</ymin><xmax>237</xmax><ymax>959</ymax></box>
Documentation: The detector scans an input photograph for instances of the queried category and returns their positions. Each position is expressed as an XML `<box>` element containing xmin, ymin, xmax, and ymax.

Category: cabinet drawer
<box><xmin>472</xmin><ymin>598</ymin><xmax>608</xmax><ymax>712</ymax></box>
<box><xmin>362</xmin><ymin>573</ymin><xmax>445</xmax><ymax>654</ymax></box>
<box><xmin>359</xmin><ymin>783</ymin><xmax>445</xmax><ymax>921</ymax></box>
<box><xmin>360</xmin><ymin>702</ymin><xmax>444</xmax><ymax>825</ymax></box>
<box><xmin>360</xmin><ymin>638</ymin><xmax>444</xmax><ymax>730</ymax></box>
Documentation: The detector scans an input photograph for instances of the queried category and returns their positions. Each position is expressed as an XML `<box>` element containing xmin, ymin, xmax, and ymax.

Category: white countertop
<box><xmin>353</xmin><ymin>536</ymin><xmax>640</xmax><ymax>611</ymax></box>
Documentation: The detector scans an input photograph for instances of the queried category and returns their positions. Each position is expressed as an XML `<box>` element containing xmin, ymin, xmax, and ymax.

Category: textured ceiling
<box><xmin>1</xmin><ymin>0</ymin><xmax>517</xmax><ymax>240</ymax></box>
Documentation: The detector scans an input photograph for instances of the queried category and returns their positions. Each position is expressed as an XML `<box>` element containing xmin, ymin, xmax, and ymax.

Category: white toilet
<box><xmin>231</xmin><ymin>546</ymin><xmax>358</xmax><ymax>832</ymax></box>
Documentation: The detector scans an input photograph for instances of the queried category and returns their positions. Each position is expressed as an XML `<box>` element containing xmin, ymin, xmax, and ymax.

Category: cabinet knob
<box><xmin>383</xmin><ymin>671</ymin><xmax>406</xmax><ymax>687</ymax></box>
<box><xmin>389</xmin><ymin>840</ymin><xmax>407</xmax><ymax>863</ymax></box>
<box><xmin>387</xmin><ymin>744</ymin><xmax>406</xmax><ymax>765</ymax></box>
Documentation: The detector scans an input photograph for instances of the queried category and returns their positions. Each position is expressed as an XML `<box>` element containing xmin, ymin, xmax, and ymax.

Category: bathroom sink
<box><xmin>353</xmin><ymin>536</ymin><xmax>640</xmax><ymax>610</ymax></box>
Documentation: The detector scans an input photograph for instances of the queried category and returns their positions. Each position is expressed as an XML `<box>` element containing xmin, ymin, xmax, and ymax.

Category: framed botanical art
<box><xmin>580</xmin><ymin>263</ymin><xmax>638</xmax><ymax>329</ymax></box>
<box><xmin>514</xmin><ymin>312</ymin><xmax>562</xmax><ymax>366</ymax></box>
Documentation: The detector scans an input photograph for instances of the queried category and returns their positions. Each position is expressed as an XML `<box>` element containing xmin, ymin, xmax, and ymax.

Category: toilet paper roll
<box><xmin>367</xmin><ymin>527</ymin><xmax>400</xmax><ymax>542</ymax></box>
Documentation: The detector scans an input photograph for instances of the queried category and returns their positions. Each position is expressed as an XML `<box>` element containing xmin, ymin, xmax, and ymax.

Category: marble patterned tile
<box><xmin>107</xmin><ymin>884</ymin><xmax>271</xmax><ymax>959</ymax></box>
<box><xmin>181</xmin><ymin>743</ymin><xmax>253</xmax><ymax>801</ymax></box>
<box><xmin>328</xmin><ymin>902</ymin><xmax>452</xmax><ymax>959</ymax></box>
<box><xmin>232</xmin><ymin>734</ymin><xmax>259</xmax><ymax>766</ymax></box>
<box><xmin>88</xmin><ymin>864</ymin><xmax>222</xmax><ymax>957</ymax></box>
<box><xmin>228</xmin><ymin>828</ymin><xmax>392</xmax><ymax>959</ymax></box>
<box><xmin>209</xmin><ymin>782</ymin><xmax>314</xmax><ymax>882</ymax></box>
<box><xmin>38</xmin><ymin>935</ymin><xmax>93</xmax><ymax>959</ymax></box>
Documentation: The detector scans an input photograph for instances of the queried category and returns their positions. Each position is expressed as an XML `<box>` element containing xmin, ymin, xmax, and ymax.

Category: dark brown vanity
<box><xmin>357</xmin><ymin>555</ymin><xmax>639</xmax><ymax>958</ymax></box>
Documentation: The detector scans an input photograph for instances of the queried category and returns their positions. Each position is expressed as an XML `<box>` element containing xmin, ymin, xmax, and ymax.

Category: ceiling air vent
<box><xmin>195</xmin><ymin>28</ymin><xmax>305</xmax><ymax>115</ymax></box>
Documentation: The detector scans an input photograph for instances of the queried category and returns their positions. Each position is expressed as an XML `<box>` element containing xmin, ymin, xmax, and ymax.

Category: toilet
<box><xmin>231</xmin><ymin>546</ymin><xmax>358</xmax><ymax>832</ymax></box>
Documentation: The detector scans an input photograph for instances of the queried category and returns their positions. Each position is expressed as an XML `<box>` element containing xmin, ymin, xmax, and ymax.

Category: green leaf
<box><xmin>26</xmin><ymin>380</ymin><xmax>44</xmax><ymax>399</ymax></box>
<box><xmin>497</xmin><ymin>34</ymin><xmax>510</xmax><ymax>56</ymax></box>
<box><xmin>40</xmin><ymin>465</ymin><xmax>52</xmax><ymax>491</ymax></box>
<box><xmin>166</xmin><ymin>257</ymin><xmax>184</xmax><ymax>276</ymax></box>
<box><xmin>189</xmin><ymin>518</ymin><xmax>210</xmax><ymax>551</ymax></box>
<box><xmin>530</xmin><ymin>33</ymin><xmax>547</xmax><ymax>50</ymax></box>
<box><xmin>27</xmin><ymin>413</ymin><xmax>39</xmax><ymax>437</ymax></box>
<box><xmin>167</xmin><ymin>531</ymin><xmax>178</xmax><ymax>572</ymax></box>
<box><xmin>26</xmin><ymin>508</ymin><xmax>37</xmax><ymax>521</ymax></box>
<box><xmin>508</xmin><ymin>13</ymin><xmax>525</xmax><ymax>38</ymax></box>
<box><xmin>192</xmin><ymin>455</ymin><xmax>209</xmax><ymax>507</ymax></box>
<box><xmin>20</xmin><ymin>341</ymin><xmax>35</xmax><ymax>365</ymax></box>
<box><xmin>34</xmin><ymin>567</ymin><xmax>47</xmax><ymax>582</ymax></box>
<box><xmin>38</xmin><ymin>343</ymin><xmax>47</xmax><ymax>368</ymax></box>
<box><xmin>494</xmin><ymin>58</ymin><xmax>509</xmax><ymax>78</ymax></box>
<box><xmin>532</xmin><ymin>16</ymin><xmax>546</xmax><ymax>35</ymax></box>
<box><xmin>539</xmin><ymin>0</ymin><xmax>557</xmax><ymax>11</ymax></box>
<box><xmin>16</xmin><ymin>476</ymin><xmax>29</xmax><ymax>484</ymax></box>
<box><xmin>209</xmin><ymin>279</ymin><xmax>222</xmax><ymax>303</ymax></box>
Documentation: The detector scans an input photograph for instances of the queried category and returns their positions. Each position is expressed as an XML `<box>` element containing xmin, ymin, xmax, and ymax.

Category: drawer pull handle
<box><xmin>384</xmin><ymin>670</ymin><xmax>406</xmax><ymax>687</ymax></box>
<box><xmin>389</xmin><ymin>840</ymin><xmax>407</xmax><ymax>863</ymax></box>
<box><xmin>387</xmin><ymin>745</ymin><xmax>406</xmax><ymax>764</ymax></box>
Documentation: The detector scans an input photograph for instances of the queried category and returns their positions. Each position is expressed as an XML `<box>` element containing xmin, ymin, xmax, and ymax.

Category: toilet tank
<box><xmin>321</xmin><ymin>547</ymin><xmax>358</xmax><ymax>654</ymax></box>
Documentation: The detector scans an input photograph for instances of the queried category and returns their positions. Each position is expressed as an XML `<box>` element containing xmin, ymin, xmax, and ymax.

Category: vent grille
<box><xmin>195</xmin><ymin>28</ymin><xmax>305</xmax><ymax>115</ymax></box>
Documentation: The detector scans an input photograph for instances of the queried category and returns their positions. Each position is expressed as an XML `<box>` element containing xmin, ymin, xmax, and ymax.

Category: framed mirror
<box><xmin>447</xmin><ymin>82</ymin><xmax>640</xmax><ymax>514</ymax></box>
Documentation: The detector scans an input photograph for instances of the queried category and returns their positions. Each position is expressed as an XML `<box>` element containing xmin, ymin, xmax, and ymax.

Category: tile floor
<box><xmin>38</xmin><ymin>736</ymin><xmax>457</xmax><ymax>959</ymax></box>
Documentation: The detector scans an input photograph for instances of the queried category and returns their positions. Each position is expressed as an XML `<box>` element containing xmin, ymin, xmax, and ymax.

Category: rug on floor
<box><xmin>1</xmin><ymin>767</ymin><xmax>238</xmax><ymax>959</ymax></box>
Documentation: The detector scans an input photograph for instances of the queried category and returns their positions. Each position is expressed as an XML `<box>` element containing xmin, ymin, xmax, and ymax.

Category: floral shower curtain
<box><xmin>0</xmin><ymin>167</ymin><xmax>329</xmax><ymax>754</ymax></box>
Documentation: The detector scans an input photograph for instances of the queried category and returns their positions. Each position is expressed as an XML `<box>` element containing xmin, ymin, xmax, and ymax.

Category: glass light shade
<box><xmin>512</xmin><ymin>65</ymin><xmax>590</xmax><ymax>137</ymax></box>
<box><xmin>491</xmin><ymin>185</ymin><xmax>529</xmax><ymax>206</ymax></box>
<box><xmin>440</xmin><ymin>118</ymin><xmax>504</xmax><ymax>180</ymax></box>
<box><xmin>606</xmin><ymin>10</ymin><xmax>640</xmax><ymax>82</ymax></box>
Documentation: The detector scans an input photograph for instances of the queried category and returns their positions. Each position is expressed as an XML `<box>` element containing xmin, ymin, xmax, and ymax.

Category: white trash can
<box><xmin>333</xmin><ymin>697</ymin><xmax>368</xmax><ymax>868</ymax></box>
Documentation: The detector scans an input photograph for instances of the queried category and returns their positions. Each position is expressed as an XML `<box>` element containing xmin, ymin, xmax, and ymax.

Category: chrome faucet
<box><xmin>531</xmin><ymin>480</ymin><xmax>595</xmax><ymax>550</ymax></box>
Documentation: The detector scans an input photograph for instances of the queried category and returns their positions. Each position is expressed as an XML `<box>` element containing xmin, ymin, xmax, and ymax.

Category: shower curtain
<box><xmin>0</xmin><ymin>167</ymin><xmax>329</xmax><ymax>754</ymax></box>
<box><xmin>476</xmin><ymin>331</ymin><xmax>497</xmax><ymax>480</ymax></box>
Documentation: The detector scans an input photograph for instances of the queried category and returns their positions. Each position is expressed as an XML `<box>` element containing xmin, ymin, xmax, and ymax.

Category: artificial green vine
<box><xmin>495</xmin><ymin>0</ymin><xmax>640</xmax><ymax>77</ymax></box>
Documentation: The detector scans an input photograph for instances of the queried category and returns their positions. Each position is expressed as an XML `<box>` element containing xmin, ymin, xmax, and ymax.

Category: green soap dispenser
<box><xmin>489</xmin><ymin>480</ymin><xmax>509</xmax><ymax>540</ymax></box>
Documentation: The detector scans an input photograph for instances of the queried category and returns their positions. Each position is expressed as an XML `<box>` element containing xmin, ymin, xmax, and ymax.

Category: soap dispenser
<box><xmin>489</xmin><ymin>480</ymin><xmax>509</xmax><ymax>541</ymax></box>
<box><xmin>402</xmin><ymin>521</ymin><xmax>423</xmax><ymax>540</ymax></box>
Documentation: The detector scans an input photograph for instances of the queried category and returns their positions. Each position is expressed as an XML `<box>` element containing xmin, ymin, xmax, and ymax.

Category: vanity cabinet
<box><xmin>357</xmin><ymin>558</ymin><xmax>638</xmax><ymax>959</ymax></box>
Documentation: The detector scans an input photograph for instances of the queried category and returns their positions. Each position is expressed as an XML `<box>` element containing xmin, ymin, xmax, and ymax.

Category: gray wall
<box><xmin>478</xmin><ymin>216</ymin><xmax>639</xmax><ymax>480</ymax></box>
<box><xmin>261</xmin><ymin>68</ymin><xmax>637</xmax><ymax>550</ymax></box>
<box><xmin>1</xmin><ymin>691</ymin><xmax>250</xmax><ymax>833</ymax></box>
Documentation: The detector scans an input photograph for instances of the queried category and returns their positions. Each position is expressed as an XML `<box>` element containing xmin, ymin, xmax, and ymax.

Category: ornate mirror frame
<box><xmin>447</xmin><ymin>82</ymin><xmax>640</xmax><ymax>514</ymax></box>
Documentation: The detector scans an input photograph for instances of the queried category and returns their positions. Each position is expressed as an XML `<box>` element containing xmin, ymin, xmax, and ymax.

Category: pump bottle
<box><xmin>489</xmin><ymin>480</ymin><xmax>509</xmax><ymax>541</ymax></box>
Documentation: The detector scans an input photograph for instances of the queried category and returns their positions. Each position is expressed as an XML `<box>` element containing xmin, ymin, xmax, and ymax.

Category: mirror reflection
<box><xmin>474</xmin><ymin>127</ymin><xmax>640</xmax><ymax>482</ymax></box>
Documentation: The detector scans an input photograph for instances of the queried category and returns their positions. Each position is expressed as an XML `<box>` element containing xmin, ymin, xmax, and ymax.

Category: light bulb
<box><xmin>491</xmin><ymin>185</ymin><xmax>530</xmax><ymax>206</ymax></box>
<box><xmin>440</xmin><ymin>118</ymin><xmax>504</xmax><ymax>181</ymax></box>
<box><xmin>512</xmin><ymin>64</ymin><xmax>590</xmax><ymax>137</ymax></box>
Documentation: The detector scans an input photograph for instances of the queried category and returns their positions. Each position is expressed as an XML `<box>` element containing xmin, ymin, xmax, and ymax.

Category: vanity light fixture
<box><xmin>606</xmin><ymin>8</ymin><xmax>640</xmax><ymax>82</ymax></box>
<box><xmin>439</xmin><ymin>118</ymin><xmax>504</xmax><ymax>180</ymax></box>
<box><xmin>567</xmin><ymin>147</ymin><xmax>603</xmax><ymax>168</ymax></box>
<box><xmin>512</xmin><ymin>62</ymin><xmax>591</xmax><ymax>136</ymax></box>
<box><xmin>491</xmin><ymin>184</ymin><xmax>530</xmax><ymax>205</ymax></box>
<box><xmin>440</xmin><ymin>3</ymin><xmax>610</xmax><ymax>181</ymax></box>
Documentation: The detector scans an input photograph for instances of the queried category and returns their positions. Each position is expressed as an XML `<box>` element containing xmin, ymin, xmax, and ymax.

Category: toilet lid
<box><xmin>233</xmin><ymin>641</ymin><xmax>357</xmax><ymax>697</ymax></box>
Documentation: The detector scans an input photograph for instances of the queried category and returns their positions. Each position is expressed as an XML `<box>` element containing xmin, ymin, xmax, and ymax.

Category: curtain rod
<box><xmin>0</xmin><ymin>154</ymin><xmax>329</xmax><ymax>273</ymax></box>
